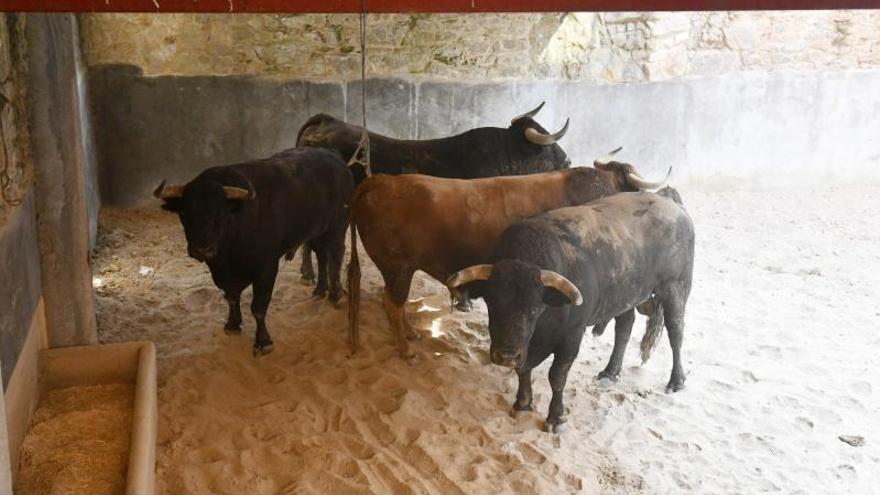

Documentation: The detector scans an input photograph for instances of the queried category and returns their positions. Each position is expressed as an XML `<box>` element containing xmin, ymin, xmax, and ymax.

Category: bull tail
<box><xmin>346</xmin><ymin>214</ymin><xmax>362</xmax><ymax>354</ymax></box>
<box><xmin>639</xmin><ymin>298</ymin><xmax>665</xmax><ymax>364</ymax></box>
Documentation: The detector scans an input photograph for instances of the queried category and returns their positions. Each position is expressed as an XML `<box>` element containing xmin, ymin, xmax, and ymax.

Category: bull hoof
<box><xmin>596</xmin><ymin>370</ymin><xmax>620</xmax><ymax>382</ymax></box>
<box><xmin>454</xmin><ymin>299</ymin><xmax>474</xmax><ymax>312</ymax></box>
<box><xmin>224</xmin><ymin>323</ymin><xmax>242</xmax><ymax>334</ymax></box>
<box><xmin>253</xmin><ymin>343</ymin><xmax>274</xmax><ymax>356</ymax></box>
<box><xmin>300</xmin><ymin>275</ymin><xmax>316</xmax><ymax>286</ymax></box>
<box><xmin>510</xmin><ymin>403</ymin><xmax>533</xmax><ymax>418</ymax></box>
<box><xmin>327</xmin><ymin>291</ymin><xmax>343</xmax><ymax>307</ymax></box>
<box><xmin>398</xmin><ymin>346</ymin><xmax>418</xmax><ymax>363</ymax></box>
<box><xmin>665</xmin><ymin>378</ymin><xmax>686</xmax><ymax>394</ymax></box>
<box><xmin>542</xmin><ymin>418</ymin><xmax>568</xmax><ymax>434</ymax></box>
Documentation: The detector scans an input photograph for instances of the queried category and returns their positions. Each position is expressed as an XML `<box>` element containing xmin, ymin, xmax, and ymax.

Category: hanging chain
<box><xmin>347</xmin><ymin>0</ymin><xmax>372</xmax><ymax>178</ymax></box>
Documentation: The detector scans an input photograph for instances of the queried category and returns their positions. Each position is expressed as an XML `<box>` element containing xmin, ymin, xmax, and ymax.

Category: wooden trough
<box><xmin>17</xmin><ymin>341</ymin><xmax>157</xmax><ymax>494</ymax></box>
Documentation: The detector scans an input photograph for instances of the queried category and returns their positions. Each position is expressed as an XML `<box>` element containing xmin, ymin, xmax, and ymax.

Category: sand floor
<box><xmin>93</xmin><ymin>185</ymin><xmax>880</xmax><ymax>494</ymax></box>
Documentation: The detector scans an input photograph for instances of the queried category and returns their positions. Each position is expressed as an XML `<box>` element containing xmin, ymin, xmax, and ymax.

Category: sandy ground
<box><xmin>93</xmin><ymin>185</ymin><xmax>880</xmax><ymax>494</ymax></box>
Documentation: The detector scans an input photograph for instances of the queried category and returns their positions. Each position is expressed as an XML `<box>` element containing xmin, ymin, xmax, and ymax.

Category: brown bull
<box><xmin>347</xmin><ymin>148</ymin><xmax>671</xmax><ymax>356</ymax></box>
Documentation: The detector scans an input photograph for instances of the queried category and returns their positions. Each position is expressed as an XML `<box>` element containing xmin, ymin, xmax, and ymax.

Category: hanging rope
<box><xmin>347</xmin><ymin>0</ymin><xmax>372</xmax><ymax>178</ymax></box>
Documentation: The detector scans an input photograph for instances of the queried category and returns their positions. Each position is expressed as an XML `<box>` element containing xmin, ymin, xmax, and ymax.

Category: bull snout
<box><xmin>490</xmin><ymin>348</ymin><xmax>525</xmax><ymax>368</ymax></box>
<box><xmin>188</xmin><ymin>246</ymin><xmax>216</xmax><ymax>262</ymax></box>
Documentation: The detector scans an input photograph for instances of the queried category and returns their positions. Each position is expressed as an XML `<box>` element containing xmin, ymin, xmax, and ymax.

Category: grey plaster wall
<box><xmin>89</xmin><ymin>65</ymin><xmax>345</xmax><ymax>206</ymax></box>
<box><xmin>91</xmin><ymin>66</ymin><xmax>880</xmax><ymax>206</ymax></box>
<box><xmin>25</xmin><ymin>14</ymin><xmax>97</xmax><ymax>348</ymax></box>
<box><xmin>0</xmin><ymin>190</ymin><xmax>41</xmax><ymax>387</ymax></box>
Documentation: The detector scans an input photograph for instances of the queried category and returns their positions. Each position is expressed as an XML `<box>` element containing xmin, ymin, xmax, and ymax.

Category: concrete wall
<box><xmin>0</xmin><ymin>192</ymin><xmax>41</xmax><ymax>388</ymax></box>
<box><xmin>25</xmin><ymin>14</ymin><xmax>98</xmax><ymax>348</ymax></box>
<box><xmin>90</xmin><ymin>65</ymin><xmax>880</xmax><ymax>206</ymax></box>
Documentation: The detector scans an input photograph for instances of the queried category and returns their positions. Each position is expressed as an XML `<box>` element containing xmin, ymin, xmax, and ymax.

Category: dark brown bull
<box><xmin>347</xmin><ymin>149</ymin><xmax>670</xmax><ymax>356</ymax></box>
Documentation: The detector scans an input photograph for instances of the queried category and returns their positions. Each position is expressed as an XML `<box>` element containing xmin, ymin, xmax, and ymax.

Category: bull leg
<box><xmin>251</xmin><ymin>263</ymin><xmax>279</xmax><ymax>356</ymax></box>
<box><xmin>300</xmin><ymin>245</ymin><xmax>316</xmax><ymax>285</ymax></box>
<box><xmin>381</xmin><ymin>270</ymin><xmax>416</xmax><ymax>358</ymax></box>
<box><xmin>597</xmin><ymin>308</ymin><xmax>636</xmax><ymax>382</ymax></box>
<box><xmin>592</xmin><ymin>319</ymin><xmax>610</xmax><ymax>337</ymax></box>
<box><xmin>511</xmin><ymin>346</ymin><xmax>552</xmax><ymax>417</ymax></box>
<box><xmin>544</xmin><ymin>350</ymin><xmax>578</xmax><ymax>434</ymax></box>
<box><xmin>311</xmin><ymin>247</ymin><xmax>329</xmax><ymax>299</ymax></box>
<box><xmin>660</xmin><ymin>286</ymin><xmax>688</xmax><ymax>393</ymax></box>
<box><xmin>325</xmin><ymin>229</ymin><xmax>347</xmax><ymax>306</ymax></box>
<box><xmin>223</xmin><ymin>289</ymin><xmax>243</xmax><ymax>333</ymax></box>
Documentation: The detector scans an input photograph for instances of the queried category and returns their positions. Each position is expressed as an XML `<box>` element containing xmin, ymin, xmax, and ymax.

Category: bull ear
<box><xmin>153</xmin><ymin>180</ymin><xmax>184</xmax><ymax>199</ymax></box>
<box><xmin>154</xmin><ymin>180</ymin><xmax>184</xmax><ymax>212</ymax></box>
<box><xmin>539</xmin><ymin>270</ymin><xmax>583</xmax><ymax>306</ymax></box>
<box><xmin>593</xmin><ymin>147</ymin><xmax>623</xmax><ymax>171</ymax></box>
<box><xmin>223</xmin><ymin>186</ymin><xmax>255</xmax><ymax>201</ymax></box>
<box><xmin>160</xmin><ymin>200</ymin><xmax>182</xmax><ymax>213</ymax></box>
<box><xmin>543</xmin><ymin>288</ymin><xmax>571</xmax><ymax>307</ymax></box>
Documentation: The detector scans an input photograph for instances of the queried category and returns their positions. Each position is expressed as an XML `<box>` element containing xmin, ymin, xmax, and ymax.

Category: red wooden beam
<box><xmin>2</xmin><ymin>0</ymin><xmax>878</xmax><ymax>12</ymax></box>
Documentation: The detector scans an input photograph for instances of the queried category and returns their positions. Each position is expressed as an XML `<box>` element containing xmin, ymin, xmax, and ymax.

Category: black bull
<box><xmin>155</xmin><ymin>147</ymin><xmax>354</xmax><ymax>356</ymax></box>
<box><xmin>449</xmin><ymin>189</ymin><xmax>695</xmax><ymax>433</ymax></box>
<box><xmin>294</xmin><ymin>102</ymin><xmax>571</xmax><ymax>283</ymax></box>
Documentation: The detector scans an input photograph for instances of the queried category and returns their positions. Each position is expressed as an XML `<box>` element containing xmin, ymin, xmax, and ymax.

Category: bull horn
<box><xmin>524</xmin><ymin>118</ymin><xmax>569</xmax><ymax>146</ymax></box>
<box><xmin>223</xmin><ymin>186</ymin><xmax>255</xmax><ymax>200</ymax></box>
<box><xmin>627</xmin><ymin>166</ymin><xmax>672</xmax><ymax>190</ymax></box>
<box><xmin>153</xmin><ymin>180</ymin><xmax>184</xmax><ymax>199</ymax></box>
<box><xmin>540</xmin><ymin>270</ymin><xmax>583</xmax><ymax>306</ymax></box>
<box><xmin>510</xmin><ymin>101</ymin><xmax>545</xmax><ymax>124</ymax></box>
<box><xmin>593</xmin><ymin>147</ymin><xmax>624</xmax><ymax>170</ymax></box>
<box><xmin>447</xmin><ymin>264</ymin><xmax>493</xmax><ymax>288</ymax></box>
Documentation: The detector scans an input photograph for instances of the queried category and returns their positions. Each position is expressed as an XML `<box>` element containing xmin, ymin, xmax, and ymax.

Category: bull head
<box><xmin>449</xmin><ymin>260</ymin><xmax>582</xmax><ymax>369</ymax></box>
<box><xmin>154</xmin><ymin>177</ymin><xmax>255</xmax><ymax>263</ymax></box>
<box><xmin>447</xmin><ymin>264</ymin><xmax>582</xmax><ymax>306</ymax></box>
<box><xmin>593</xmin><ymin>147</ymin><xmax>672</xmax><ymax>190</ymax></box>
<box><xmin>153</xmin><ymin>180</ymin><xmax>256</xmax><ymax>201</ymax></box>
<box><xmin>510</xmin><ymin>101</ymin><xmax>570</xmax><ymax>146</ymax></box>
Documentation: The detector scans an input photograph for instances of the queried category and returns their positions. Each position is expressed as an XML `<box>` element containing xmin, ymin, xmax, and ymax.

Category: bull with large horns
<box><xmin>154</xmin><ymin>147</ymin><xmax>354</xmax><ymax>356</ymax></box>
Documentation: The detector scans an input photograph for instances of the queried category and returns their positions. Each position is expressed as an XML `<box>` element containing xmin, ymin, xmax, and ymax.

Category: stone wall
<box><xmin>0</xmin><ymin>15</ymin><xmax>33</xmax><ymax>230</ymax></box>
<box><xmin>0</xmin><ymin>14</ymin><xmax>41</xmax><ymax>389</ymax></box>
<box><xmin>81</xmin><ymin>11</ymin><xmax>880</xmax><ymax>82</ymax></box>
